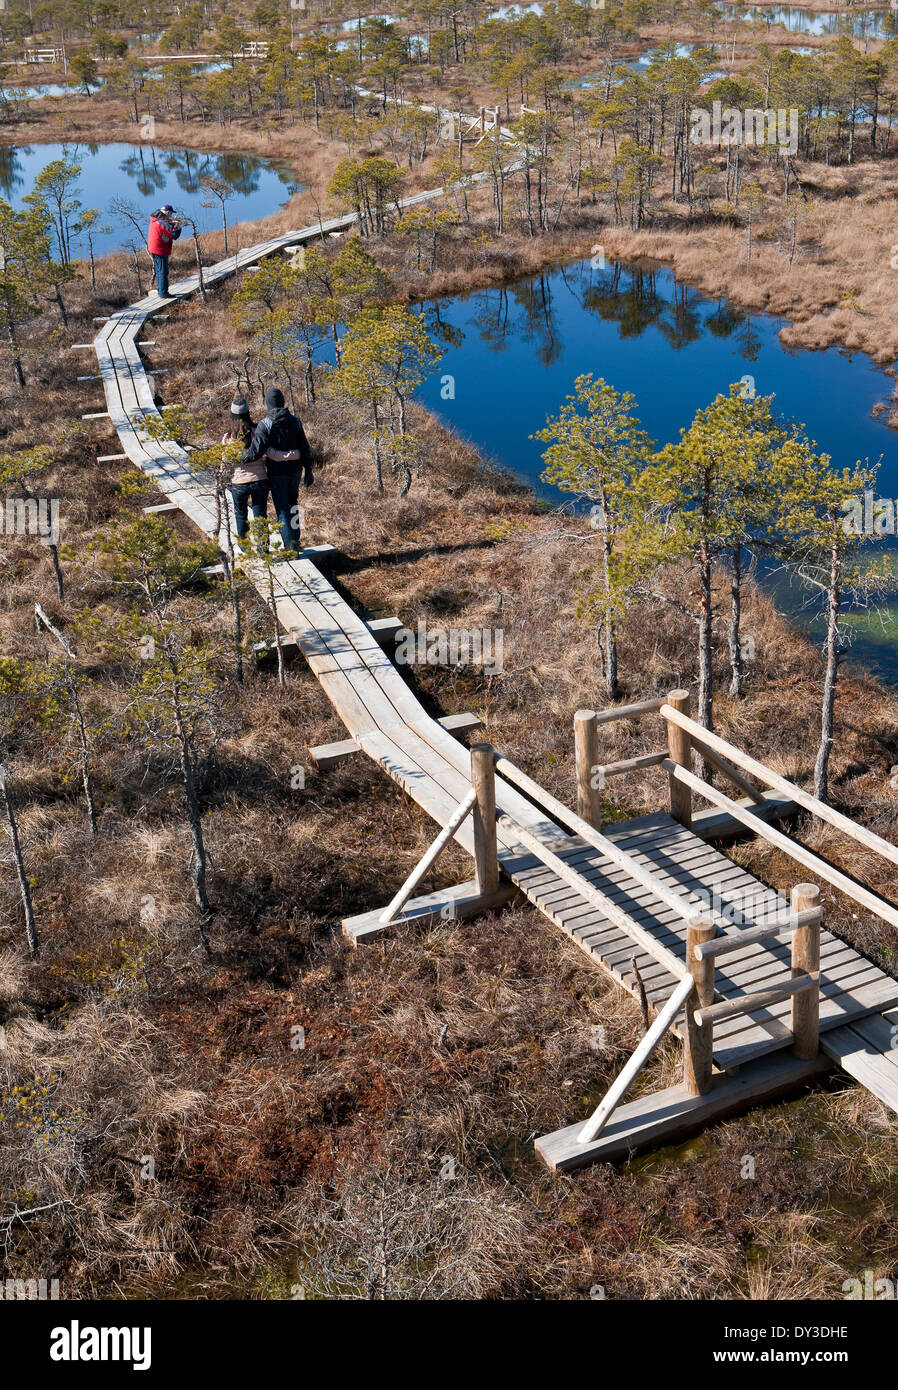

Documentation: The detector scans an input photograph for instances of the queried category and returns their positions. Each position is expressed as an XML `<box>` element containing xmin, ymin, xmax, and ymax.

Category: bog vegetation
<box><xmin>1</xmin><ymin>0</ymin><xmax>898</xmax><ymax>1301</ymax></box>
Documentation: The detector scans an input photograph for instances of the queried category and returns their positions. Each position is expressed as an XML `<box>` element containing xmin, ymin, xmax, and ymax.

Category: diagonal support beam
<box><xmin>380</xmin><ymin>788</ymin><xmax>477</xmax><ymax>927</ymax></box>
<box><xmin>578</xmin><ymin>973</ymin><xmax>696</xmax><ymax>1144</ymax></box>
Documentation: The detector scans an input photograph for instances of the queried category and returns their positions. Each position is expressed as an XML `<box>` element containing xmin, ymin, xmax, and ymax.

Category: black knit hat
<box><xmin>230</xmin><ymin>397</ymin><xmax>250</xmax><ymax>417</ymax></box>
<box><xmin>265</xmin><ymin>386</ymin><xmax>285</xmax><ymax>410</ymax></box>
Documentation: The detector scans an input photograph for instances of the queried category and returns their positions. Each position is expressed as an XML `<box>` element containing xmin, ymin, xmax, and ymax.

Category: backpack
<box><xmin>266</xmin><ymin>411</ymin><xmax>303</xmax><ymax>456</ymax></box>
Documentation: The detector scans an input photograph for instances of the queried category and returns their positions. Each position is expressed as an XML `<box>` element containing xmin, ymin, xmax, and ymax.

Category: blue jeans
<box><xmin>268</xmin><ymin>471</ymin><xmax>303</xmax><ymax>553</ymax></box>
<box><xmin>151</xmin><ymin>252</ymin><xmax>170</xmax><ymax>296</ymax></box>
<box><xmin>231</xmin><ymin>479</ymin><xmax>270</xmax><ymax>540</ymax></box>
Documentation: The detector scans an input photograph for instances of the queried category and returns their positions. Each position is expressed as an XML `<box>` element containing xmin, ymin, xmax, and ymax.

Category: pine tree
<box><xmin>768</xmin><ymin>441</ymin><xmax>883</xmax><ymax>802</ymax></box>
<box><xmin>535</xmin><ymin>374</ymin><xmax>657</xmax><ymax>697</ymax></box>
<box><xmin>88</xmin><ymin>519</ymin><xmax>223</xmax><ymax>934</ymax></box>
<box><xmin>638</xmin><ymin>385</ymin><xmax>788</xmax><ymax>734</ymax></box>
<box><xmin>329</xmin><ymin>306</ymin><xmax>442</xmax><ymax>494</ymax></box>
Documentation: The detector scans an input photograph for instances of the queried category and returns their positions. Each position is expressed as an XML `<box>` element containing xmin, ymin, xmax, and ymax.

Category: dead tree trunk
<box><xmin>0</xmin><ymin>764</ymin><xmax>39</xmax><ymax>955</ymax></box>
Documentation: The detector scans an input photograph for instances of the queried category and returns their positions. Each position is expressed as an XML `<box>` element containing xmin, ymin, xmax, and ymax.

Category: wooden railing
<box><xmin>575</xmin><ymin>886</ymin><xmax>822</xmax><ymax>1145</ymax></box>
<box><xmin>378</xmin><ymin>744</ymin><xmax>497</xmax><ymax>928</ymax></box>
<box><xmin>542</xmin><ymin>684</ymin><xmax>898</xmax><ymax>1146</ymax></box>
<box><xmin>377</xmin><ymin>695</ymin><xmax>858</xmax><ymax>1145</ymax></box>
<box><xmin>683</xmin><ymin>883</ymin><xmax>822</xmax><ymax>1090</ymax></box>
<box><xmin>572</xmin><ymin>687</ymin><xmax>898</xmax><ymax>932</ymax></box>
<box><xmin>20</xmin><ymin>47</ymin><xmax>65</xmax><ymax>63</ymax></box>
<box><xmin>659</xmin><ymin>699</ymin><xmax>898</xmax><ymax>932</ymax></box>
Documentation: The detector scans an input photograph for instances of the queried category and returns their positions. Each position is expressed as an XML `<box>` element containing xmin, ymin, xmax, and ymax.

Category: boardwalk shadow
<box><xmin>331</xmin><ymin>537</ymin><xmax>497</xmax><ymax>576</ymax></box>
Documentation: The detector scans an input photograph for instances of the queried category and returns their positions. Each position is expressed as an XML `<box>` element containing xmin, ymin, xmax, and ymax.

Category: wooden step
<box><xmin>823</xmin><ymin>1006</ymin><xmax>898</xmax><ymax>1114</ymax></box>
<box><xmin>342</xmin><ymin>877</ymin><xmax>519</xmax><ymax>946</ymax></box>
<box><xmin>691</xmin><ymin>791</ymin><xmax>798</xmax><ymax>842</ymax></box>
<box><xmin>535</xmin><ymin>1050</ymin><xmax>832</xmax><ymax>1171</ymax></box>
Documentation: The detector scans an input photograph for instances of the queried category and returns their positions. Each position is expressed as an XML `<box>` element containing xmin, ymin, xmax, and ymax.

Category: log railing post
<box><xmin>684</xmin><ymin>914</ymin><xmax>716</xmax><ymax>1095</ymax></box>
<box><xmin>471</xmin><ymin>743</ymin><xmax>499</xmax><ymax>896</ymax></box>
<box><xmin>665</xmin><ymin>688</ymin><xmax>693</xmax><ymax>829</ymax></box>
<box><xmin>574</xmin><ymin>709</ymin><xmax>601</xmax><ymax>828</ymax></box>
<box><xmin>790</xmin><ymin>883</ymin><xmax>821</xmax><ymax>1059</ymax></box>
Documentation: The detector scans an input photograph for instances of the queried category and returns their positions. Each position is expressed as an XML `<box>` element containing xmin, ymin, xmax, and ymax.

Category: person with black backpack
<box><xmin>239</xmin><ymin>387</ymin><xmax>313</xmax><ymax>554</ymax></box>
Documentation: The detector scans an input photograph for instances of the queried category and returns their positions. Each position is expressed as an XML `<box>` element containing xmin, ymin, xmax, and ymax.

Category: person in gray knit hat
<box><xmin>222</xmin><ymin>396</ymin><xmax>269</xmax><ymax>540</ymax></box>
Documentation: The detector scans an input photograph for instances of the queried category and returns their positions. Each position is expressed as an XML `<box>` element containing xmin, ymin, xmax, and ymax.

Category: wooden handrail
<box><xmin>593</xmin><ymin>696</ymin><xmax>668</xmax><ymax>725</ymax></box>
<box><xmin>662</xmin><ymin>758</ymin><xmax>898</xmax><ymax>932</ymax></box>
<box><xmin>660</xmin><ymin>703</ymin><xmax>898</xmax><ymax>873</ymax></box>
<box><xmin>494</xmin><ymin>751</ymin><xmax>716</xmax><ymax>935</ymax></box>
<box><xmin>694</xmin><ymin>972</ymin><xmax>815</xmax><ymax>1028</ymax></box>
<box><xmin>596</xmin><ymin>751</ymin><xmax>667</xmax><ymax>781</ymax></box>
<box><xmin>692</xmin><ymin>907</ymin><xmax>822</xmax><ymax>960</ymax></box>
<box><xmin>497</xmin><ymin>812</ymin><xmax>691</xmax><ymax>981</ymax></box>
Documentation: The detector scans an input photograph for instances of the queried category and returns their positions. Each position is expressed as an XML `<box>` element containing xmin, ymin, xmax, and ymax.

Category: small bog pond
<box><xmin>568</xmin><ymin>43</ymin><xmax>727</xmax><ymax>89</ymax></box>
<box><xmin>0</xmin><ymin>141</ymin><xmax>302</xmax><ymax>256</ymax></box>
<box><xmin>0</xmin><ymin>60</ymin><xmax>228</xmax><ymax>104</ymax></box>
<box><xmin>415</xmin><ymin>257</ymin><xmax>898</xmax><ymax>677</ymax></box>
<box><xmin>726</xmin><ymin>4</ymin><xmax>895</xmax><ymax>38</ymax></box>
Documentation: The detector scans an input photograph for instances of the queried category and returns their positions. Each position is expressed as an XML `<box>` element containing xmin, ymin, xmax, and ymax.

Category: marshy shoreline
<box><xmin>4</xmin><ymin>11</ymin><xmax>898</xmax><ymax>1303</ymax></box>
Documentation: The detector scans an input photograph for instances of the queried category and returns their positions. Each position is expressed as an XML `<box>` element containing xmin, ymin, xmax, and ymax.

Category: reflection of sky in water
<box><xmin>339</xmin><ymin>13</ymin><xmax>400</xmax><ymax>28</ymax></box>
<box><xmin>0</xmin><ymin>142</ymin><xmax>301</xmax><ymax>255</ymax></box>
<box><xmin>488</xmin><ymin>2</ymin><xmax>545</xmax><ymax>17</ymax></box>
<box><xmin>722</xmin><ymin>4</ymin><xmax>894</xmax><ymax>38</ymax></box>
<box><xmin>0</xmin><ymin>80</ymin><xmax>83</xmax><ymax>100</ymax></box>
<box><xmin>567</xmin><ymin>44</ymin><xmax>726</xmax><ymax>88</ymax></box>
<box><xmin>407</xmin><ymin>258</ymin><xmax>898</xmax><ymax>676</ymax></box>
<box><xmin>414</xmin><ymin>259</ymin><xmax>896</xmax><ymax>498</ymax></box>
<box><xmin>0</xmin><ymin>59</ymin><xmax>228</xmax><ymax>104</ymax></box>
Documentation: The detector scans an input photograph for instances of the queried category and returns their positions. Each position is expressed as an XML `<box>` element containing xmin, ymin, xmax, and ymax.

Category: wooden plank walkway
<box><xmin>90</xmin><ymin>205</ymin><xmax>898</xmax><ymax>1158</ymax></box>
<box><xmin>511</xmin><ymin>811</ymin><xmax>898</xmax><ymax>1072</ymax></box>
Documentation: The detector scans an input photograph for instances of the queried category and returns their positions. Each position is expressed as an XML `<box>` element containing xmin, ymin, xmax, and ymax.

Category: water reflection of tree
<box><xmin>508</xmin><ymin>276</ymin><xmax>563</xmax><ymax>368</ymax></box>
<box><xmin>0</xmin><ymin>146</ymin><xmax>26</xmax><ymax>198</ymax></box>
<box><xmin>706</xmin><ymin>298</ymin><xmax>744</xmax><ymax>340</ymax></box>
<box><xmin>212</xmin><ymin>153</ymin><xmax>262</xmax><ymax>197</ymax></box>
<box><xmin>425</xmin><ymin>259</ymin><xmax>788</xmax><ymax>391</ymax></box>
<box><xmin>120</xmin><ymin>145</ymin><xmax>166</xmax><ymax>198</ymax></box>
<box><xmin>736</xmin><ymin>316</ymin><xmax>763</xmax><ymax>362</ymax></box>
<box><xmin>466</xmin><ymin>276</ymin><xmax>562</xmax><ymax>366</ymax></box>
<box><xmin>576</xmin><ymin>264</ymin><xmax>758</xmax><ymax>358</ymax></box>
<box><xmin>581</xmin><ymin>263</ymin><xmax>666</xmax><ymax>339</ymax></box>
<box><xmin>420</xmin><ymin>301</ymin><xmax>464</xmax><ymax>350</ymax></box>
<box><xmin>471</xmin><ymin>284</ymin><xmax>513</xmax><ymax>351</ymax></box>
<box><xmin>655</xmin><ymin>281</ymin><xmax>703</xmax><ymax>352</ymax></box>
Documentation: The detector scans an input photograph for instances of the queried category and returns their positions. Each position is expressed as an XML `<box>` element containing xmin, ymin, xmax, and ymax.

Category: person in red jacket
<box><xmin>147</xmin><ymin>204</ymin><xmax>182</xmax><ymax>298</ymax></box>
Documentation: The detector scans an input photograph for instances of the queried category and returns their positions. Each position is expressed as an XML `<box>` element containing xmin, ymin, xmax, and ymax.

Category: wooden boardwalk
<box><xmin>512</xmin><ymin>811</ymin><xmax>898</xmax><ymax>1073</ymax></box>
<box><xmin>90</xmin><ymin>211</ymin><xmax>898</xmax><ymax>1166</ymax></box>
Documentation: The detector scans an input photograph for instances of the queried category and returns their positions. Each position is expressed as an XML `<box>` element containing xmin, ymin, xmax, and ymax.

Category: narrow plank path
<box><xmin>90</xmin><ymin>200</ymin><xmax>898</xmax><ymax>1126</ymax></box>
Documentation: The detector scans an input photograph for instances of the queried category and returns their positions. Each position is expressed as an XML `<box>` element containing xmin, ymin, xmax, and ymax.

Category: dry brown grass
<box><xmin>3</xmin><ymin>76</ymin><xmax>898</xmax><ymax>1302</ymax></box>
<box><xmin>595</xmin><ymin>157</ymin><xmax>898</xmax><ymax>398</ymax></box>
